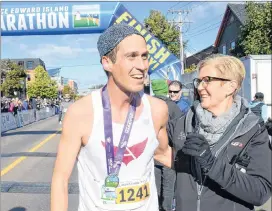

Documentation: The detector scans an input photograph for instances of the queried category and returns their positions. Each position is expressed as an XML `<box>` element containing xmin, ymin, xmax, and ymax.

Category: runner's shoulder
<box><xmin>145</xmin><ymin>94</ymin><xmax>168</xmax><ymax>115</ymax></box>
<box><xmin>65</xmin><ymin>95</ymin><xmax>93</xmax><ymax>120</ymax></box>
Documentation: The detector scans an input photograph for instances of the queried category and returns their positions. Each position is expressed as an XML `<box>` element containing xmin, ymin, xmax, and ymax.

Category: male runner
<box><xmin>51</xmin><ymin>23</ymin><xmax>172</xmax><ymax>211</ymax></box>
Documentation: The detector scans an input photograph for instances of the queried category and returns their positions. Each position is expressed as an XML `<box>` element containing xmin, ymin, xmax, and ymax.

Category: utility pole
<box><xmin>168</xmin><ymin>9</ymin><xmax>191</xmax><ymax>74</ymax></box>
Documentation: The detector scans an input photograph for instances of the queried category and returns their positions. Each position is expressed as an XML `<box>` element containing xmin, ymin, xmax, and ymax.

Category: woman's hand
<box><xmin>182</xmin><ymin>133</ymin><xmax>215</xmax><ymax>173</ymax></box>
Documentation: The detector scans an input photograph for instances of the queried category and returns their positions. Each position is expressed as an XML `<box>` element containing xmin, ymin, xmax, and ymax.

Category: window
<box><xmin>18</xmin><ymin>61</ymin><xmax>24</xmax><ymax>66</ymax></box>
<box><xmin>231</xmin><ymin>41</ymin><xmax>236</xmax><ymax>50</ymax></box>
<box><xmin>26</xmin><ymin>61</ymin><xmax>34</xmax><ymax>69</ymax></box>
<box><xmin>222</xmin><ymin>45</ymin><xmax>227</xmax><ymax>55</ymax></box>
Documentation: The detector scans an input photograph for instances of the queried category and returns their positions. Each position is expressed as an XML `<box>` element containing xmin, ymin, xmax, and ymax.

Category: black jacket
<box><xmin>154</xmin><ymin>95</ymin><xmax>184</xmax><ymax>146</ymax></box>
<box><xmin>154</xmin><ymin>95</ymin><xmax>183</xmax><ymax>167</ymax></box>
<box><xmin>171</xmin><ymin>101</ymin><xmax>271</xmax><ymax>211</ymax></box>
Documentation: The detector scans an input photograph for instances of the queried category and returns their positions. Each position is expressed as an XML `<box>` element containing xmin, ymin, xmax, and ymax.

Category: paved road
<box><xmin>1</xmin><ymin>116</ymin><xmax>79</xmax><ymax>211</ymax></box>
<box><xmin>1</xmin><ymin>115</ymin><xmax>270</xmax><ymax>211</ymax></box>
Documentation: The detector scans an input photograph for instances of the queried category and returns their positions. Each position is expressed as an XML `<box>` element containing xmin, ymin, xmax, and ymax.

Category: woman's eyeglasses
<box><xmin>169</xmin><ymin>90</ymin><xmax>180</xmax><ymax>94</ymax></box>
<box><xmin>193</xmin><ymin>76</ymin><xmax>231</xmax><ymax>88</ymax></box>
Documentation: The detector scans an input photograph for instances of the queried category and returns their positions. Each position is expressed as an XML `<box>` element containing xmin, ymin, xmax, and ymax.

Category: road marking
<box><xmin>1</xmin><ymin>129</ymin><xmax>61</xmax><ymax>177</ymax></box>
<box><xmin>1</xmin><ymin>181</ymin><xmax>79</xmax><ymax>194</ymax></box>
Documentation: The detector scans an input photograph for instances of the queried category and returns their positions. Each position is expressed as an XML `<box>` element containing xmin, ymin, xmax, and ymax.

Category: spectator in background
<box><xmin>248</xmin><ymin>92</ymin><xmax>268</xmax><ymax>123</ymax></box>
<box><xmin>22</xmin><ymin>99</ymin><xmax>28</xmax><ymax>110</ymax></box>
<box><xmin>13</xmin><ymin>98</ymin><xmax>19</xmax><ymax>116</ymax></box>
<box><xmin>30</xmin><ymin>97</ymin><xmax>37</xmax><ymax>120</ymax></box>
<box><xmin>152</xmin><ymin>79</ymin><xmax>183</xmax><ymax>211</ymax></box>
<box><xmin>17</xmin><ymin>99</ymin><xmax>23</xmax><ymax>111</ymax></box>
<box><xmin>8</xmin><ymin>98</ymin><xmax>15</xmax><ymax>113</ymax></box>
<box><xmin>168</xmin><ymin>80</ymin><xmax>190</xmax><ymax>114</ymax></box>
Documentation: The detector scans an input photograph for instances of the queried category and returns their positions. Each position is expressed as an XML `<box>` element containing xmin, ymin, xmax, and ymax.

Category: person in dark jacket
<box><xmin>152</xmin><ymin>79</ymin><xmax>183</xmax><ymax>211</ymax></box>
<box><xmin>265</xmin><ymin>117</ymin><xmax>272</xmax><ymax>149</ymax></box>
<box><xmin>248</xmin><ymin>92</ymin><xmax>268</xmax><ymax>122</ymax></box>
<box><xmin>171</xmin><ymin>54</ymin><xmax>271</xmax><ymax>211</ymax></box>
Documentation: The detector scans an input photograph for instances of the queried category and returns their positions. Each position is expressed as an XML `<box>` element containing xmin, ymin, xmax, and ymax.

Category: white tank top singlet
<box><xmin>77</xmin><ymin>90</ymin><xmax>159</xmax><ymax>211</ymax></box>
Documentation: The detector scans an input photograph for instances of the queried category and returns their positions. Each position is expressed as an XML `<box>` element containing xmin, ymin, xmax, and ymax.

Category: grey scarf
<box><xmin>195</xmin><ymin>95</ymin><xmax>242</xmax><ymax>146</ymax></box>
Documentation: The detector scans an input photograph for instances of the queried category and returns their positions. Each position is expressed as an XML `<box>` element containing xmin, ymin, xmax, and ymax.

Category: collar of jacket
<box><xmin>189</xmin><ymin>97</ymin><xmax>260</xmax><ymax>139</ymax></box>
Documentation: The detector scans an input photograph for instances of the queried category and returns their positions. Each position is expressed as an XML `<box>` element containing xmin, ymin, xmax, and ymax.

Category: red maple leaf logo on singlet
<box><xmin>101</xmin><ymin>138</ymin><xmax>148</xmax><ymax>165</ymax></box>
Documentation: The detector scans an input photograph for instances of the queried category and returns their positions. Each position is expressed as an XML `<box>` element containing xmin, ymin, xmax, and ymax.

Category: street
<box><xmin>1</xmin><ymin>116</ymin><xmax>78</xmax><ymax>211</ymax></box>
<box><xmin>1</xmin><ymin>116</ymin><xmax>271</xmax><ymax>211</ymax></box>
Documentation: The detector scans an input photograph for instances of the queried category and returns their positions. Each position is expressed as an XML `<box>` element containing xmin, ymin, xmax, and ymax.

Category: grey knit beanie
<box><xmin>97</xmin><ymin>23</ymin><xmax>144</xmax><ymax>58</ymax></box>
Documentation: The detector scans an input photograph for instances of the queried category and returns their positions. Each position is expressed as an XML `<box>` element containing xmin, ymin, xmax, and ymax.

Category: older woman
<box><xmin>172</xmin><ymin>54</ymin><xmax>271</xmax><ymax>211</ymax></box>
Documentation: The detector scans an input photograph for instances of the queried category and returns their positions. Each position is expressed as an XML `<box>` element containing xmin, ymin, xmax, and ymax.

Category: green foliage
<box><xmin>62</xmin><ymin>85</ymin><xmax>76</xmax><ymax>99</ymax></box>
<box><xmin>27</xmin><ymin>65</ymin><xmax>58</xmax><ymax>99</ymax></box>
<box><xmin>62</xmin><ymin>85</ymin><xmax>72</xmax><ymax>95</ymax></box>
<box><xmin>144</xmin><ymin>10</ymin><xmax>186</xmax><ymax>58</ymax></box>
<box><xmin>234</xmin><ymin>2</ymin><xmax>272</xmax><ymax>56</ymax></box>
<box><xmin>1</xmin><ymin>61</ymin><xmax>26</xmax><ymax>97</ymax></box>
<box><xmin>184</xmin><ymin>64</ymin><xmax>197</xmax><ymax>73</ymax></box>
<box><xmin>75</xmin><ymin>95</ymin><xmax>84</xmax><ymax>101</ymax></box>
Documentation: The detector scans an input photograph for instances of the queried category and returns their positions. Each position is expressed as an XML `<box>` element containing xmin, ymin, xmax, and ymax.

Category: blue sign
<box><xmin>111</xmin><ymin>4</ymin><xmax>182</xmax><ymax>80</ymax></box>
<box><xmin>1</xmin><ymin>2</ymin><xmax>182</xmax><ymax>80</ymax></box>
<box><xmin>1</xmin><ymin>2</ymin><xmax>117</xmax><ymax>36</ymax></box>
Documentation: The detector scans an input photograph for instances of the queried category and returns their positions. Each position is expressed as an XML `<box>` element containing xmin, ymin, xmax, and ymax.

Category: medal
<box><xmin>105</xmin><ymin>174</ymin><xmax>119</xmax><ymax>188</ymax></box>
<box><xmin>101</xmin><ymin>85</ymin><xmax>136</xmax><ymax>204</ymax></box>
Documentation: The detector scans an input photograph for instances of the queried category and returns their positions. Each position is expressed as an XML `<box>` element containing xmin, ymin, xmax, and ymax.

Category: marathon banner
<box><xmin>1</xmin><ymin>2</ymin><xmax>182</xmax><ymax>80</ymax></box>
<box><xmin>1</xmin><ymin>2</ymin><xmax>116</xmax><ymax>35</ymax></box>
<box><xmin>110</xmin><ymin>4</ymin><xmax>182</xmax><ymax>80</ymax></box>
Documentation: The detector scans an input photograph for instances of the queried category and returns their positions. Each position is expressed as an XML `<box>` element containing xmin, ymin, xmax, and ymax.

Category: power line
<box><xmin>186</xmin><ymin>5</ymin><xmax>246</xmax><ymax>39</ymax></box>
<box><xmin>187</xmin><ymin>24</ymin><xmax>221</xmax><ymax>38</ymax></box>
<box><xmin>189</xmin><ymin>1</ymin><xmax>207</xmax><ymax>10</ymax></box>
<box><xmin>185</xmin><ymin>21</ymin><xmax>221</xmax><ymax>37</ymax></box>
<box><xmin>188</xmin><ymin>13</ymin><xmax>224</xmax><ymax>32</ymax></box>
<box><xmin>168</xmin><ymin>9</ymin><xmax>192</xmax><ymax>74</ymax></box>
<box><xmin>185</xmin><ymin>45</ymin><xmax>202</xmax><ymax>61</ymax></box>
<box><xmin>170</xmin><ymin>2</ymin><xmax>192</xmax><ymax>10</ymax></box>
<box><xmin>166</xmin><ymin>2</ymin><xmax>192</xmax><ymax>18</ymax></box>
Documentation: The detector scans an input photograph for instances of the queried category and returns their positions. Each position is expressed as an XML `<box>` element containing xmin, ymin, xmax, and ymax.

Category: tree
<box><xmin>27</xmin><ymin>65</ymin><xmax>58</xmax><ymax>99</ymax></box>
<box><xmin>62</xmin><ymin>85</ymin><xmax>72</xmax><ymax>95</ymax></box>
<box><xmin>1</xmin><ymin>61</ymin><xmax>26</xmax><ymax>97</ymax></box>
<box><xmin>234</xmin><ymin>2</ymin><xmax>272</xmax><ymax>56</ymax></box>
<box><xmin>1</xmin><ymin>59</ymin><xmax>13</xmax><ymax>79</ymax></box>
<box><xmin>75</xmin><ymin>95</ymin><xmax>84</xmax><ymax>101</ymax></box>
<box><xmin>62</xmin><ymin>85</ymin><xmax>76</xmax><ymax>99</ymax></box>
<box><xmin>144</xmin><ymin>10</ymin><xmax>187</xmax><ymax>58</ymax></box>
<box><xmin>184</xmin><ymin>64</ymin><xmax>197</xmax><ymax>74</ymax></box>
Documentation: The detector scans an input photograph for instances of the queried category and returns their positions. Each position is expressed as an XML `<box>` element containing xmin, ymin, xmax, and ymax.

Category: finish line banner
<box><xmin>1</xmin><ymin>2</ymin><xmax>182</xmax><ymax>80</ymax></box>
<box><xmin>110</xmin><ymin>4</ymin><xmax>182</xmax><ymax>80</ymax></box>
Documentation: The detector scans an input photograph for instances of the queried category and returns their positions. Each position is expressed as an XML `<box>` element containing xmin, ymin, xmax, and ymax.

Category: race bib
<box><xmin>116</xmin><ymin>182</ymin><xmax>150</xmax><ymax>204</ymax></box>
<box><xmin>101</xmin><ymin>181</ymin><xmax>150</xmax><ymax>204</ymax></box>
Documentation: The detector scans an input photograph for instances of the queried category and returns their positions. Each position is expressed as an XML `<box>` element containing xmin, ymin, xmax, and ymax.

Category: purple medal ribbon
<box><xmin>101</xmin><ymin>85</ymin><xmax>136</xmax><ymax>176</ymax></box>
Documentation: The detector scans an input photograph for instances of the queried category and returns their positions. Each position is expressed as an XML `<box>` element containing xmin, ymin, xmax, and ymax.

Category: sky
<box><xmin>1</xmin><ymin>1</ymin><xmax>232</xmax><ymax>94</ymax></box>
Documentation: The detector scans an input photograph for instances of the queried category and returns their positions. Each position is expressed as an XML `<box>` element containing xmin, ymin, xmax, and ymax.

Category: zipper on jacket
<box><xmin>197</xmin><ymin>184</ymin><xmax>201</xmax><ymax>211</ymax></box>
<box><xmin>196</xmin><ymin>175</ymin><xmax>208</xmax><ymax>211</ymax></box>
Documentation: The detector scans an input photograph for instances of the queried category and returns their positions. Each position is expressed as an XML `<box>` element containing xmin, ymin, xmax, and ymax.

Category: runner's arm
<box><xmin>51</xmin><ymin>105</ymin><xmax>82</xmax><ymax>211</ymax></box>
<box><xmin>153</xmin><ymin>100</ymin><xmax>173</xmax><ymax>168</ymax></box>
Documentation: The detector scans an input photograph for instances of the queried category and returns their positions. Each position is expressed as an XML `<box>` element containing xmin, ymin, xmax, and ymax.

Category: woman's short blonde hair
<box><xmin>197</xmin><ymin>54</ymin><xmax>246</xmax><ymax>88</ymax></box>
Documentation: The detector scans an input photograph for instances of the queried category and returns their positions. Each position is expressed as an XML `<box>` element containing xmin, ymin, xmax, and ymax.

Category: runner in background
<box><xmin>58</xmin><ymin>99</ymin><xmax>72</xmax><ymax>125</ymax></box>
